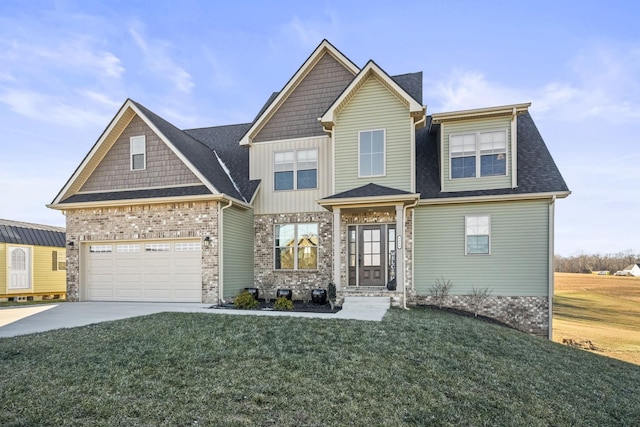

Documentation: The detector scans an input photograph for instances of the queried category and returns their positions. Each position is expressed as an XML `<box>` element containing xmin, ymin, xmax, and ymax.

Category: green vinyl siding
<box><xmin>222</xmin><ymin>207</ymin><xmax>254</xmax><ymax>299</ymax></box>
<box><xmin>442</xmin><ymin>117</ymin><xmax>512</xmax><ymax>192</ymax></box>
<box><xmin>413</xmin><ymin>200</ymin><xmax>549</xmax><ymax>296</ymax></box>
<box><xmin>334</xmin><ymin>76</ymin><xmax>412</xmax><ymax>193</ymax></box>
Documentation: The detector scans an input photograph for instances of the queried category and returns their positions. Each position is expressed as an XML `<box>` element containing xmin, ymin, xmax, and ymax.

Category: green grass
<box><xmin>1</xmin><ymin>308</ymin><xmax>639</xmax><ymax>426</ymax></box>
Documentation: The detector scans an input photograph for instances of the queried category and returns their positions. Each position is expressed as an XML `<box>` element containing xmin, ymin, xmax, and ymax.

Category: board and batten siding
<box><xmin>334</xmin><ymin>76</ymin><xmax>413</xmax><ymax>193</ymax></box>
<box><xmin>222</xmin><ymin>206</ymin><xmax>255</xmax><ymax>299</ymax></box>
<box><xmin>413</xmin><ymin>200</ymin><xmax>550</xmax><ymax>296</ymax></box>
<box><xmin>80</xmin><ymin>115</ymin><xmax>201</xmax><ymax>193</ymax></box>
<box><xmin>442</xmin><ymin>117</ymin><xmax>513</xmax><ymax>192</ymax></box>
<box><xmin>249</xmin><ymin>136</ymin><xmax>331</xmax><ymax>214</ymax></box>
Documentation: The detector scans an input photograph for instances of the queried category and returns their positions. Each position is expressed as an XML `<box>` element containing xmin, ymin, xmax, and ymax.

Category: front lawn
<box><xmin>1</xmin><ymin>308</ymin><xmax>639</xmax><ymax>426</ymax></box>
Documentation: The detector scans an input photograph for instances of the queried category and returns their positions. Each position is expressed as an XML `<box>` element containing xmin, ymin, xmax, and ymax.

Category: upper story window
<box><xmin>274</xmin><ymin>149</ymin><xmax>317</xmax><ymax>191</ymax></box>
<box><xmin>451</xmin><ymin>130</ymin><xmax>507</xmax><ymax>179</ymax></box>
<box><xmin>465</xmin><ymin>215</ymin><xmax>490</xmax><ymax>255</ymax></box>
<box><xmin>130</xmin><ymin>135</ymin><xmax>146</xmax><ymax>171</ymax></box>
<box><xmin>359</xmin><ymin>129</ymin><xmax>385</xmax><ymax>177</ymax></box>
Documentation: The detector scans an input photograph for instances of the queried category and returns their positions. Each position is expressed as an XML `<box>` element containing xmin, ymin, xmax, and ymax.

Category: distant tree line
<box><xmin>554</xmin><ymin>250</ymin><xmax>639</xmax><ymax>274</ymax></box>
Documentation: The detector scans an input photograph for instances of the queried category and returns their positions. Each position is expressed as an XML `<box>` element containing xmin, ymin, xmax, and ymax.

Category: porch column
<box><xmin>395</xmin><ymin>204</ymin><xmax>404</xmax><ymax>291</ymax></box>
<box><xmin>333</xmin><ymin>207</ymin><xmax>342</xmax><ymax>291</ymax></box>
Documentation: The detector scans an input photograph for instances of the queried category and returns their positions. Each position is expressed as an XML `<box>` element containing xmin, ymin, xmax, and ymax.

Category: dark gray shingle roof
<box><xmin>61</xmin><ymin>186</ymin><xmax>212</xmax><ymax>204</ymax></box>
<box><xmin>323</xmin><ymin>183</ymin><xmax>414</xmax><ymax>200</ymax></box>
<box><xmin>0</xmin><ymin>219</ymin><xmax>65</xmax><ymax>247</ymax></box>
<box><xmin>183</xmin><ymin>123</ymin><xmax>260</xmax><ymax>201</ymax></box>
<box><xmin>416</xmin><ymin>111</ymin><xmax>570</xmax><ymax>199</ymax></box>
<box><xmin>391</xmin><ymin>72</ymin><xmax>423</xmax><ymax>105</ymax></box>
<box><xmin>131</xmin><ymin>101</ymin><xmax>247</xmax><ymax>202</ymax></box>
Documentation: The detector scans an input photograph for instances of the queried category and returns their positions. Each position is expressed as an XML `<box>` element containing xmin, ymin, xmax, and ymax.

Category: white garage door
<box><xmin>84</xmin><ymin>240</ymin><xmax>202</xmax><ymax>302</ymax></box>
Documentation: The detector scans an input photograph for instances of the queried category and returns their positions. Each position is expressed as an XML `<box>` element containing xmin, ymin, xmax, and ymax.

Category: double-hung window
<box><xmin>450</xmin><ymin>130</ymin><xmax>507</xmax><ymax>179</ymax></box>
<box><xmin>359</xmin><ymin>129</ymin><xmax>385</xmax><ymax>177</ymax></box>
<box><xmin>274</xmin><ymin>149</ymin><xmax>317</xmax><ymax>191</ymax></box>
<box><xmin>130</xmin><ymin>135</ymin><xmax>146</xmax><ymax>171</ymax></box>
<box><xmin>465</xmin><ymin>215</ymin><xmax>490</xmax><ymax>255</ymax></box>
<box><xmin>274</xmin><ymin>223</ymin><xmax>318</xmax><ymax>270</ymax></box>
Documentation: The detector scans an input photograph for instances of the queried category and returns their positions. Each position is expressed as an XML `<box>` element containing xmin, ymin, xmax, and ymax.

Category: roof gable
<box><xmin>320</xmin><ymin>60</ymin><xmax>425</xmax><ymax>132</ymax></box>
<box><xmin>50</xmin><ymin>99</ymin><xmax>248</xmax><ymax>207</ymax></box>
<box><xmin>239</xmin><ymin>39</ymin><xmax>359</xmax><ymax>146</ymax></box>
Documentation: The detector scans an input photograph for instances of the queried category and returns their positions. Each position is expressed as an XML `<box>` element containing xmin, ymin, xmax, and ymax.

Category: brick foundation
<box><xmin>413</xmin><ymin>294</ymin><xmax>549</xmax><ymax>337</ymax></box>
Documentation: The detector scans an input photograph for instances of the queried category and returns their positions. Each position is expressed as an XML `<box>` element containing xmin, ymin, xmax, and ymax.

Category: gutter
<box><xmin>218</xmin><ymin>199</ymin><xmax>233</xmax><ymax>304</ymax></box>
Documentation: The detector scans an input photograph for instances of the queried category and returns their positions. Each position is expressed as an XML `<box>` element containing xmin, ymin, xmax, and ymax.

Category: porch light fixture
<box><xmin>203</xmin><ymin>236</ymin><xmax>210</xmax><ymax>246</ymax></box>
<box><xmin>68</xmin><ymin>241</ymin><xmax>74</xmax><ymax>246</ymax></box>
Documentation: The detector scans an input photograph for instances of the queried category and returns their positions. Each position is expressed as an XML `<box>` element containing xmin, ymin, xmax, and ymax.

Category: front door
<box><xmin>359</xmin><ymin>225</ymin><xmax>385</xmax><ymax>287</ymax></box>
<box><xmin>9</xmin><ymin>247</ymin><xmax>31</xmax><ymax>290</ymax></box>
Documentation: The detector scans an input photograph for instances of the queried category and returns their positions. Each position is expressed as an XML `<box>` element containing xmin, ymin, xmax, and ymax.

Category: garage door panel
<box><xmin>115</xmin><ymin>288</ymin><xmax>143</xmax><ymax>299</ymax></box>
<box><xmin>85</xmin><ymin>240</ymin><xmax>202</xmax><ymax>302</ymax></box>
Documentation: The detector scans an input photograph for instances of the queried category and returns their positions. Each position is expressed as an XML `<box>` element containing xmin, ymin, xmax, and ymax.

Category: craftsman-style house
<box><xmin>49</xmin><ymin>40</ymin><xmax>569</xmax><ymax>336</ymax></box>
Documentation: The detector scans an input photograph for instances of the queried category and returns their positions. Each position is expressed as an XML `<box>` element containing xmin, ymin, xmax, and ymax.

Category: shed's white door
<box><xmin>9</xmin><ymin>247</ymin><xmax>31</xmax><ymax>289</ymax></box>
<box><xmin>84</xmin><ymin>240</ymin><xmax>202</xmax><ymax>302</ymax></box>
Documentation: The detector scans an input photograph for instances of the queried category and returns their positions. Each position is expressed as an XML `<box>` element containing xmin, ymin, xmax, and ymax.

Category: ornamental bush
<box><xmin>234</xmin><ymin>290</ymin><xmax>259</xmax><ymax>310</ymax></box>
<box><xmin>274</xmin><ymin>296</ymin><xmax>294</xmax><ymax>311</ymax></box>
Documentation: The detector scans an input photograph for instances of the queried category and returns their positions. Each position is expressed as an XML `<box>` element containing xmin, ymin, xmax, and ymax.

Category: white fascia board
<box><xmin>431</xmin><ymin>103</ymin><xmax>532</xmax><ymax>124</ymax></box>
<box><xmin>417</xmin><ymin>191</ymin><xmax>571</xmax><ymax>206</ymax></box>
<box><xmin>317</xmin><ymin>193</ymin><xmax>420</xmax><ymax>210</ymax></box>
<box><xmin>51</xmin><ymin>99</ymin><xmax>135</xmax><ymax>205</ymax></box>
<box><xmin>240</xmin><ymin>40</ymin><xmax>359</xmax><ymax>146</ymax></box>
<box><xmin>320</xmin><ymin>61</ymin><xmax>425</xmax><ymax>129</ymax></box>
<box><xmin>127</xmin><ymin>103</ymin><xmax>221</xmax><ymax>197</ymax></box>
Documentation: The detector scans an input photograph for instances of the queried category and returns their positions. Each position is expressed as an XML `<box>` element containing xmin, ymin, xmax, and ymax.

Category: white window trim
<box><xmin>273</xmin><ymin>148</ymin><xmax>318</xmax><ymax>191</ymax></box>
<box><xmin>358</xmin><ymin>129</ymin><xmax>386</xmax><ymax>178</ymax></box>
<box><xmin>130</xmin><ymin>135</ymin><xmax>146</xmax><ymax>171</ymax></box>
<box><xmin>449</xmin><ymin>129</ymin><xmax>508</xmax><ymax>180</ymax></box>
<box><xmin>274</xmin><ymin>223</ymin><xmax>319</xmax><ymax>271</ymax></box>
<box><xmin>465</xmin><ymin>214</ymin><xmax>491</xmax><ymax>256</ymax></box>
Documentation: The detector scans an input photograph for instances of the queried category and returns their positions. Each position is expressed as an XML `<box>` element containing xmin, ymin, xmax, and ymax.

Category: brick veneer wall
<box><xmin>65</xmin><ymin>201</ymin><xmax>220</xmax><ymax>303</ymax></box>
<box><xmin>253</xmin><ymin>212</ymin><xmax>333</xmax><ymax>300</ymax></box>
<box><xmin>413</xmin><ymin>294</ymin><xmax>549</xmax><ymax>337</ymax></box>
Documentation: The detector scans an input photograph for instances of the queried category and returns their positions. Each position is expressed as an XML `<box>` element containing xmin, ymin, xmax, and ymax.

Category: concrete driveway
<box><xmin>0</xmin><ymin>297</ymin><xmax>390</xmax><ymax>338</ymax></box>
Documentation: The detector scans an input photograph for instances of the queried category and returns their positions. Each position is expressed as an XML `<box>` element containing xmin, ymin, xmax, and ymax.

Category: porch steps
<box><xmin>340</xmin><ymin>290</ymin><xmax>403</xmax><ymax>307</ymax></box>
<box><xmin>334</xmin><ymin>296</ymin><xmax>390</xmax><ymax>321</ymax></box>
<box><xmin>341</xmin><ymin>296</ymin><xmax>390</xmax><ymax>310</ymax></box>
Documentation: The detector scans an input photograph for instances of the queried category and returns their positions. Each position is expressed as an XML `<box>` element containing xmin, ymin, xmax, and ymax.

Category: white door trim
<box><xmin>8</xmin><ymin>246</ymin><xmax>32</xmax><ymax>290</ymax></box>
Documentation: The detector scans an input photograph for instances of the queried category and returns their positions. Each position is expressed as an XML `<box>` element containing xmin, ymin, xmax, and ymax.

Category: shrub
<box><xmin>328</xmin><ymin>282</ymin><xmax>337</xmax><ymax>301</ymax></box>
<box><xmin>274</xmin><ymin>296</ymin><xmax>294</xmax><ymax>311</ymax></box>
<box><xmin>470</xmin><ymin>287</ymin><xmax>492</xmax><ymax>317</ymax></box>
<box><xmin>429</xmin><ymin>277</ymin><xmax>453</xmax><ymax>309</ymax></box>
<box><xmin>234</xmin><ymin>290</ymin><xmax>259</xmax><ymax>310</ymax></box>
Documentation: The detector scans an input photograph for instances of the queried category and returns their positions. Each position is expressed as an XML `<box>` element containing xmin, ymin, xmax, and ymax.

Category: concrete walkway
<box><xmin>0</xmin><ymin>297</ymin><xmax>390</xmax><ymax>338</ymax></box>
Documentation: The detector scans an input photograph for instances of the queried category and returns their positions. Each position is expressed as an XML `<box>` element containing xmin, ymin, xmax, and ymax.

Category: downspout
<box><xmin>402</xmin><ymin>198</ymin><xmax>419</xmax><ymax>309</ymax></box>
<box><xmin>218</xmin><ymin>199</ymin><xmax>233</xmax><ymax>304</ymax></box>
<box><xmin>548</xmin><ymin>195</ymin><xmax>556</xmax><ymax>340</ymax></box>
<box><xmin>511</xmin><ymin>107</ymin><xmax>518</xmax><ymax>189</ymax></box>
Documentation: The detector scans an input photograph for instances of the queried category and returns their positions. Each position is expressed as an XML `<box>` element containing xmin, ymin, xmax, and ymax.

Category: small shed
<box><xmin>0</xmin><ymin>219</ymin><xmax>66</xmax><ymax>301</ymax></box>
<box><xmin>622</xmin><ymin>263</ymin><xmax>640</xmax><ymax>277</ymax></box>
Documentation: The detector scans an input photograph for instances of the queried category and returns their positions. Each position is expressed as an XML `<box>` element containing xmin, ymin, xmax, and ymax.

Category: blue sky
<box><xmin>0</xmin><ymin>0</ymin><xmax>638</xmax><ymax>256</ymax></box>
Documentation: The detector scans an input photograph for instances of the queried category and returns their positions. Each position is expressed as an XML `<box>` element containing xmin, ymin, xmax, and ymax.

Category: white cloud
<box><xmin>0</xmin><ymin>89</ymin><xmax>110</xmax><ymax>127</ymax></box>
<box><xmin>429</xmin><ymin>42</ymin><xmax>640</xmax><ymax>123</ymax></box>
<box><xmin>129</xmin><ymin>26</ymin><xmax>195</xmax><ymax>94</ymax></box>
